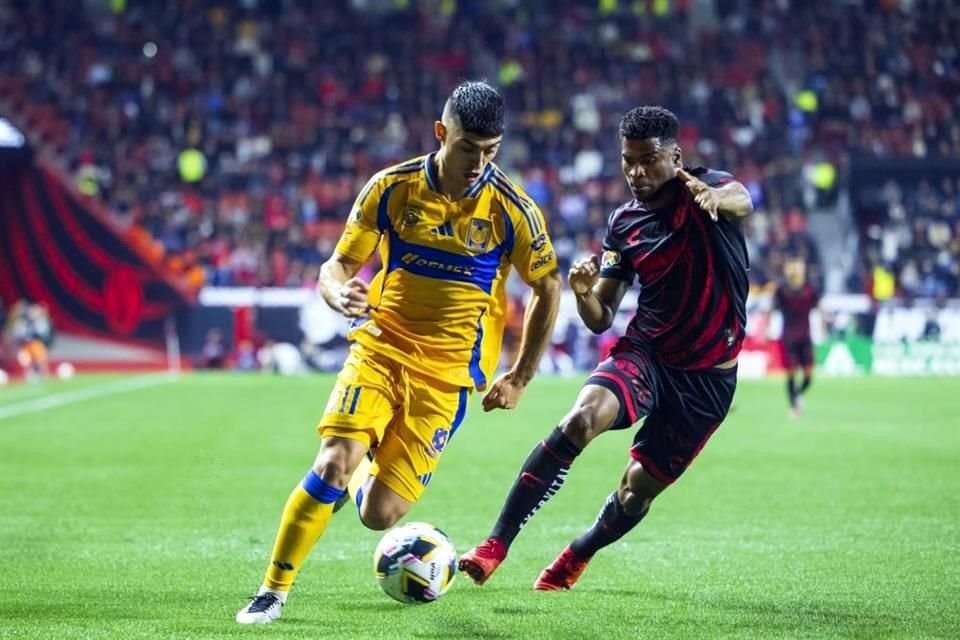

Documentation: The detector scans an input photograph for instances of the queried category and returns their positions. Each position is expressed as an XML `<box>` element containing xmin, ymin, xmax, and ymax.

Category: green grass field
<box><xmin>1</xmin><ymin>373</ymin><xmax>958</xmax><ymax>639</ymax></box>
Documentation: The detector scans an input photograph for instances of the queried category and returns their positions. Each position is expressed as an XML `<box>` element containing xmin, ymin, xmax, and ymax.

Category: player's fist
<box><xmin>677</xmin><ymin>168</ymin><xmax>719</xmax><ymax>221</ymax></box>
<box><xmin>568</xmin><ymin>255</ymin><xmax>601</xmax><ymax>296</ymax></box>
<box><xmin>338</xmin><ymin>277</ymin><xmax>370</xmax><ymax>318</ymax></box>
<box><xmin>481</xmin><ymin>371</ymin><xmax>527</xmax><ymax>412</ymax></box>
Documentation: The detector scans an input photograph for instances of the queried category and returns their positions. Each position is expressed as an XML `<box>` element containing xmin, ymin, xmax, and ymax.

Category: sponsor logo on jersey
<box><xmin>530</xmin><ymin>232</ymin><xmax>548</xmax><ymax>252</ymax></box>
<box><xmin>530</xmin><ymin>251</ymin><xmax>554</xmax><ymax>272</ymax></box>
<box><xmin>401</xmin><ymin>252</ymin><xmax>475</xmax><ymax>276</ymax></box>
<box><xmin>466</xmin><ymin>218</ymin><xmax>492</xmax><ymax>250</ymax></box>
<box><xmin>601</xmin><ymin>250</ymin><xmax>621</xmax><ymax>268</ymax></box>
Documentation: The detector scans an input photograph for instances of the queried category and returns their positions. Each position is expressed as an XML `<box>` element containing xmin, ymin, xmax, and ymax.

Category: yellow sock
<box><xmin>347</xmin><ymin>454</ymin><xmax>372</xmax><ymax>504</ymax></box>
<box><xmin>263</xmin><ymin>472</ymin><xmax>343</xmax><ymax>591</ymax></box>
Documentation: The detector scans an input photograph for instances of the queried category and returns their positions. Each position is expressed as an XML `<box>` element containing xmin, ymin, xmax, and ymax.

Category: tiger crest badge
<box><xmin>467</xmin><ymin>218</ymin><xmax>492</xmax><ymax>251</ymax></box>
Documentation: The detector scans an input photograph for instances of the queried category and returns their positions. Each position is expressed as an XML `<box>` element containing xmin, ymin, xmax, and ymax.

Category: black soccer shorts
<box><xmin>585</xmin><ymin>344</ymin><xmax>737</xmax><ymax>484</ymax></box>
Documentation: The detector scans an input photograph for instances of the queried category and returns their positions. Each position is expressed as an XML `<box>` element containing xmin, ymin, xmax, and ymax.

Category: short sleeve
<box><xmin>334</xmin><ymin>174</ymin><xmax>387</xmax><ymax>262</ymax></box>
<box><xmin>693</xmin><ymin>167</ymin><xmax>735</xmax><ymax>188</ymax></box>
<box><xmin>598</xmin><ymin>215</ymin><xmax>635</xmax><ymax>284</ymax></box>
<box><xmin>507</xmin><ymin>200</ymin><xmax>558</xmax><ymax>284</ymax></box>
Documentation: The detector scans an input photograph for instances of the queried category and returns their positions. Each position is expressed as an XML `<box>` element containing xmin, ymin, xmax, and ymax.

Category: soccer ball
<box><xmin>373</xmin><ymin>522</ymin><xmax>457</xmax><ymax>604</ymax></box>
<box><xmin>56</xmin><ymin>362</ymin><xmax>75</xmax><ymax>379</ymax></box>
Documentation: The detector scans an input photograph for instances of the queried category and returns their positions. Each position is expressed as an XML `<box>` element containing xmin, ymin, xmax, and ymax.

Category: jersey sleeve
<box><xmin>599</xmin><ymin>211</ymin><xmax>635</xmax><ymax>284</ymax></box>
<box><xmin>693</xmin><ymin>167</ymin><xmax>735</xmax><ymax>188</ymax></box>
<box><xmin>506</xmin><ymin>199</ymin><xmax>558</xmax><ymax>284</ymax></box>
<box><xmin>334</xmin><ymin>173</ymin><xmax>387</xmax><ymax>262</ymax></box>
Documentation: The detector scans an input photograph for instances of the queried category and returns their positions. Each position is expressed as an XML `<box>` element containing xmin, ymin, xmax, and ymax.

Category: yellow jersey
<box><xmin>334</xmin><ymin>153</ymin><xmax>558</xmax><ymax>390</ymax></box>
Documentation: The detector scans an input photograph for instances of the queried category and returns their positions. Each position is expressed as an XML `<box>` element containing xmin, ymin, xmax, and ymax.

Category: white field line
<box><xmin>0</xmin><ymin>373</ymin><xmax>178</xmax><ymax>421</ymax></box>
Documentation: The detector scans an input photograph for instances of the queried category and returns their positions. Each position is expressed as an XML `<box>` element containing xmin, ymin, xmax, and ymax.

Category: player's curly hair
<box><xmin>445</xmin><ymin>81</ymin><xmax>505</xmax><ymax>137</ymax></box>
<box><xmin>619</xmin><ymin>106</ymin><xmax>679</xmax><ymax>142</ymax></box>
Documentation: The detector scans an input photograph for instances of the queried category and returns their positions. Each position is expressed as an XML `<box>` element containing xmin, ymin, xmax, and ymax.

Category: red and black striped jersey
<box><xmin>599</xmin><ymin>167</ymin><xmax>749</xmax><ymax>370</ymax></box>
<box><xmin>775</xmin><ymin>283</ymin><xmax>820</xmax><ymax>341</ymax></box>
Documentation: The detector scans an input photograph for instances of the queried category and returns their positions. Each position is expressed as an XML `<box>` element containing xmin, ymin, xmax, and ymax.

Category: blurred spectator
<box><xmin>199</xmin><ymin>328</ymin><xmax>226</xmax><ymax>369</ymax></box>
<box><xmin>922</xmin><ymin>309</ymin><xmax>942</xmax><ymax>341</ymax></box>
<box><xmin>855</xmin><ymin>174</ymin><xmax>960</xmax><ymax>298</ymax></box>
<box><xmin>4</xmin><ymin>0</ymin><xmax>957</xmax><ymax>297</ymax></box>
<box><xmin>233</xmin><ymin>339</ymin><xmax>259</xmax><ymax>372</ymax></box>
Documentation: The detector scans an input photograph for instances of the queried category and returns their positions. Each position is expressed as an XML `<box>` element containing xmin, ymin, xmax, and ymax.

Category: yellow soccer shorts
<box><xmin>318</xmin><ymin>343</ymin><xmax>469</xmax><ymax>503</ymax></box>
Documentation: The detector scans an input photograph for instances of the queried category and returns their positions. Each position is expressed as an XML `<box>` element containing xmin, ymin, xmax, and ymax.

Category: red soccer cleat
<box><xmin>533</xmin><ymin>546</ymin><xmax>592</xmax><ymax>591</ymax></box>
<box><xmin>458</xmin><ymin>538</ymin><xmax>507</xmax><ymax>585</ymax></box>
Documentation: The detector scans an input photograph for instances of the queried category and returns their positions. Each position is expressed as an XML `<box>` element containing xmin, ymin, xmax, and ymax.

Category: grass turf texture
<box><xmin>1</xmin><ymin>374</ymin><xmax>957</xmax><ymax>639</ymax></box>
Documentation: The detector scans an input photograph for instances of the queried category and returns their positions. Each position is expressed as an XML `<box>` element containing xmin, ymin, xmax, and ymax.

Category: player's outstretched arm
<box><xmin>570</xmin><ymin>255</ymin><xmax>630</xmax><ymax>334</ymax></box>
<box><xmin>317</xmin><ymin>252</ymin><xmax>369</xmax><ymax>318</ymax></box>
<box><xmin>481</xmin><ymin>269</ymin><xmax>561</xmax><ymax>412</ymax></box>
<box><xmin>677</xmin><ymin>168</ymin><xmax>753</xmax><ymax>220</ymax></box>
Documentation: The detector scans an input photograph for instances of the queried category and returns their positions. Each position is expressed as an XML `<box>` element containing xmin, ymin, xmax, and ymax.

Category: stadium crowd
<box><xmin>852</xmin><ymin>175</ymin><xmax>960</xmax><ymax>300</ymax></box>
<box><xmin>3</xmin><ymin>0</ymin><xmax>958</xmax><ymax>296</ymax></box>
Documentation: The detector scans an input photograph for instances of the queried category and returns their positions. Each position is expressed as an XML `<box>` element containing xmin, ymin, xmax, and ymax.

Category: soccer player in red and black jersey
<box><xmin>459</xmin><ymin>106</ymin><xmax>754</xmax><ymax>590</ymax></box>
<box><xmin>772</xmin><ymin>256</ymin><xmax>820</xmax><ymax>418</ymax></box>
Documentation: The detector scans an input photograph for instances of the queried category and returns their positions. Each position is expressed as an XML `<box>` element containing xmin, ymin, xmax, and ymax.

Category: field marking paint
<box><xmin>0</xmin><ymin>373</ymin><xmax>178</xmax><ymax>421</ymax></box>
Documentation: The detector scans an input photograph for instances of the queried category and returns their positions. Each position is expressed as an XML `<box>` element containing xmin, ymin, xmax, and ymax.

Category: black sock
<box><xmin>490</xmin><ymin>427</ymin><xmax>582</xmax><ymax>549</ymax></box>
<box><xmin>570</xmin><ymin>492</ymin><xmax>647</xmax><ymax>558</ymax></box>
<box><xmin>799</xmin><ymin>374</ymin><xmax>812</xmax><ymax>394</ymax></box>
<box><xmin>786</xmin><ymin>375</ymin><xmax>798</xmax><ymax>408</ymax></box>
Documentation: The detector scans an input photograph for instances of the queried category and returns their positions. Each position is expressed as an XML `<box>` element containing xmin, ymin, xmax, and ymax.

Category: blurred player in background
<box><xmin>772</xmin><ymin>256</ymin><xmax>821</xmax><ymax>418</ymax></box>
<box><xmin>237</xmin><ymin>81</ymin><xmax>561</xmax><ymax>624</ymax></box>
<box><xmin>459</xmin><ymin>106</ymin><xmax>753</xmax><ymax>591</ymax></box>
<box><xmin>4</xmin><ymin>300</ymin><xmax>53</xmax><ymax>380</ymax></box>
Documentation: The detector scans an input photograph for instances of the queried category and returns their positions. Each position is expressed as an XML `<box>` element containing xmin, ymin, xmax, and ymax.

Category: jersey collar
<box><xmin>423</xmin><ymin>153</ymin><xmax>495</xmax><ymax>199</ymax></box>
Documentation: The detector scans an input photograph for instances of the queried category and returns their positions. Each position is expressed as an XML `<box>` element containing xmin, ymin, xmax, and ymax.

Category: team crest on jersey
<box><xmin>467</xmin><ymin>218</ymin><xmax>492</xmax><ymax>250</ymax></box>
<box><xmin>601</xmin><ymin>250</ymin><xmax>621</xmax><ymax>268</ymax></box>
<box><xmin>431</xmin><ymin>428</ymin><xmax>449</xmax><ymax>454</ymax></box>
<box><xmin>402</xmin><ymin>207</ymin><xmax>421</xmax><ymax>227</ymax></box>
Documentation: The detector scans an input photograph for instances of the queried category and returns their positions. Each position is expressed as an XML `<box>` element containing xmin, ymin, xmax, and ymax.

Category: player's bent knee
<box><xmin>359</xmin><ymin>504</ymin><xmax>407</xmax><ymax>531</ymax></box>
<box><xmin>313</xmin><ymin>438</ymin><xmax>366</xmax><ymax>488</ymax></box>
<box><xmin>312</xmin><ymin>453</ymin><xmax>356</xmax><ymax>489</ymax></box>
<box><xmin>620</xmin><ymin>489</ymin><xmax>652</xmax><ymax>517</ymax></box>
<box><xmin>560</xmin><ymin>402</ymin><xmax>614</xmax><ymax>447</ymax></box>
<box><xmin>560</xmin><ymin>385</ymin><xmax>621</xmax><ymax>447</ymax></box>
<box><xmin>359</xmin><ymin>482</ymin><xmax>412</xmax><ymax>530</ymax></box>
<box><xmin>560</xmin><ymin>410</ymin><xmax>591</xmax><ymax>445</ymax></box>
<box><xmin>621</xmin><ymin>461</ymin><xmax>667</xmax><ymax>516</ymax></box>
<box><xmin>313</xmin><ymin>461</ymin><xmax>351</xmax><ymax>489</ymax></box>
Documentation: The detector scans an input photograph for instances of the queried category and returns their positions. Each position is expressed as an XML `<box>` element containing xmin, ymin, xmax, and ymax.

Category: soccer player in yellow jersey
<box><xmin>237</xmin><ymin>81</ymin><xmax>561</xmax><ymax>624</ymax></box>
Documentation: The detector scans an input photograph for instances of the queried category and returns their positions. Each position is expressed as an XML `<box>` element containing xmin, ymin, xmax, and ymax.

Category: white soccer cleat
<box><xmin>236</xmin><ymin>592</ymin><xmax>284</xmax><ymax>624</ymax></box>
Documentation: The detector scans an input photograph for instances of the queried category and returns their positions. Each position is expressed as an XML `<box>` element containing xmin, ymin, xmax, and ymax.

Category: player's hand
<box><xmin>677</xmin><ymin>168</ymin><xmax>720</xmax><ymax>222</ymax></box>
<box><xmin>338</xmin><ymin>277</ymin><xmax>370</xmax><ymax>318</ymax></box>
<box><xmin>568</xmin><ymin>255</ymin><xmax>601</xmax><ymax>296</ymax></box>
<box><xmin>481</xmin><ymin>371</ymin><xmax>527</xmax><ymax>412</ymax></box>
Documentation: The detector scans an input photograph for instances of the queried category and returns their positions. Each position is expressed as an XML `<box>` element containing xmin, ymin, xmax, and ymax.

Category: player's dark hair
<box><xmin>445</xmin><ymin>81</ymin><xmax>504</xmax><ymax>137</ymax></box>
<box><xmin>619</xmin><ymin>106</ymin><xmax>679</xmax><ymax>142</ymax></box>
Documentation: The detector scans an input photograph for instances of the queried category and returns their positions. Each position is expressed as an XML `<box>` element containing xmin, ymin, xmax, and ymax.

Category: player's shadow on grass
<box><xmin>332</xmin><ymin>602</ymin><xmax>512</xmax><ymax>639</ymax></box>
